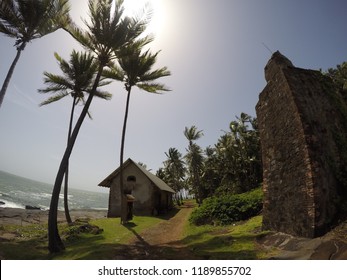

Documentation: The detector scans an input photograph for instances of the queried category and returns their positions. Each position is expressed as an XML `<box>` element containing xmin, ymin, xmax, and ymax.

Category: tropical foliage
<box><xmin>162</xmin><ymin>147</ymin><xmax>186</xmax><ymax>205</ymax></box>
<box><xmin>214</xmin><ymin>113</ymin><xmax>262</xmax><ymax>194</ymax></box>
<box><xmin>160</xmin><ymin>113</ymin><xmax>262</xmax><ymax>205</ymax></box>
<box><xmin>325</xmin><ymin>61</ymin><xmax>347</xmax><ymax>100</ymax></box>
<box><xmin>184</xmin><ymin>126</ymin><xmax>204</xmax><ymax>205</ymax></box>
<box><xmin>189</xmin><ymin>188</ymin><xmax>263</xmax><ymax>226</ymax></box>
<box><xmin>0</xmin><ymin>0</ymin><xmax>70</xmax><ymax>107</ymax></box>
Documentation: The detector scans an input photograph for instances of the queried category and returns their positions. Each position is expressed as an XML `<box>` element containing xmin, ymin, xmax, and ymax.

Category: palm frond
<box><xmin>139</xmin><ymin>67</ymin><xmax>171</xmax><ymax>82</ymax></box>
<box><xmin>64</xmin><ymin>21</ymin><xmax>94</xmax><ymax>51</ymax></box>
<box><xmin>39</xmin><ymin>72</ymin><xmax>73</xmax><ymax>93</ymax></box>
<box><xmin>102</xmin><ymin>65</ymin><xmax>125</xmax><ymax>81</ymax></box>
<box><xmin>0</xmin><ymin>0</ymin><xmax>22</xmax><ymax>38</ymax></box>
<box><xmin>137</xmin><ymin>82</ymin><xmax>170</xmax><ymax>93</ymax></box>
<box><xmin>0</xmin><ymin>0</ymin><xmax>69</xmax><ymax>47</ymax></box>
<box><xmin>94</xmin><ymin>89</ymin><xmax>112</xmax><ymax>100</ymax></box>
<box><xmin>39</xmin><ymin>91</ymin><xmax>69</xmax><ymax>106</ymax></box>
<box><xmin>97</xmin><ymin>78</ymin><xmax>112</xmax><ymax>87</ymax></box>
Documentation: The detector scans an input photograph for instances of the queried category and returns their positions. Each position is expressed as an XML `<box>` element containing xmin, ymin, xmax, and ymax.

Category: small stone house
<box><xmin>99</xmin><ymin>158</ymin><xmax>175</xmax><ymax>217</ymax></box>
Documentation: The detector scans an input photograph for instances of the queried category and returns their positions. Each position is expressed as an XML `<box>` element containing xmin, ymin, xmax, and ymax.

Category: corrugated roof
<box><xmin>98</xmin><ymin>158</ymin><xmax>175</xmax><ymax>193</ymax></box>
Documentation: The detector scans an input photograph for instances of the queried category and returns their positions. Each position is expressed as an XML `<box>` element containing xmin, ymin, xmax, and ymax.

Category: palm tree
<box><xmin>200</xmin><ymin>146</ymin><xmax>220</xmax><ymax>198</ymax></box>
<box><xmin>185</xmin><ymin>142</ymin><xmax>204</xmax><ymax>205</ymax></box>
<box><xmin>184</xmin><ymin>126</ymin><xmax>203</xmax><ymax>145</ymax></box>
<box><xmin>0</xmin><ymin>0</ymin><xmax>70</xmax><ymax>108</ymax></box>
<box><xmin>103</xmin><ymin>40</ymin><xmax>171</xmax><ymax>224</ymax></box>
<box><xmin>214</xmin><ymin>113</ymin><xmax>261</xmax><ymax>194</ymax></box>
<box><xmin>47</xmin><ymin>0</ymin><xmax>147</xmax><ymax>253</ymax></box>
<box><xmin>39</xmin><ymin>50</ymin><xmax>111</xmax><ymax>225</ymax></box>
<box><xmin>184</xmin><ymin>126</ymin><xmax>204</xmax><ymax>205</ymax></box>
<box><xmin>164</xmin><ymin>147</ymin><xmax>186</xmax><ymax>205</ymax></box>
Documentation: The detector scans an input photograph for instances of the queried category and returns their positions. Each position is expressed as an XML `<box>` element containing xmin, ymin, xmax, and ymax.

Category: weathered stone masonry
<box><xmin>256</xmin><ymin>51</ymin><xmax>347</xmax><ymax>238</ymax></box>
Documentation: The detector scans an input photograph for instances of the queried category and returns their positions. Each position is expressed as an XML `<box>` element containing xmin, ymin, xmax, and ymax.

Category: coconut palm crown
<box><xmin>0</xmin><ymin>0</ymin><xmax>70</xmax><ymax>107</ymax></box>
<box><xmin>39</xmin><ymin>50</ymin><xmax>111</xmax><ymax>225</ymax></box>
<box><xmin>39</xmin><ymin>50</ymin><xmax>111</xmax><ymax>107</ymax></box>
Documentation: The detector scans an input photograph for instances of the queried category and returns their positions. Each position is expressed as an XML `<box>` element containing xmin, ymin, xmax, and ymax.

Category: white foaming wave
<box><xmin>37</xmin><ymin>204</ymin><xmax>49</xmax><ymax>211</ymax></box>
<box><xmin>0</xmin><ymin>199</ymin><xmax>25</xmax><ymax>209</ymax></box>
<box><xmin>59</xmin><ymin>193</ymin><xmax>73</xmax><ymax>199</ymax></box>
<box><xmin>30</xmin><ymin>192</ymin><xmax>51</xmax><ymax>199</ymax></box>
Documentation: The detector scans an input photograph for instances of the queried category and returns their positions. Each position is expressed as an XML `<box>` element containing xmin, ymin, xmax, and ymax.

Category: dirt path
<box><xmin>115</xmin><ymin>202</ymin><xmax>197</xmax><ymax>259</ymax></box>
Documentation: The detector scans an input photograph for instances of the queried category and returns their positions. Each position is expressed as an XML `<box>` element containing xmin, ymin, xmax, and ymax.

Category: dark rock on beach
<box><xmin>25</xmin><ymin>205</ymin><xmax>41</xmax><ymax>210</ymax></box>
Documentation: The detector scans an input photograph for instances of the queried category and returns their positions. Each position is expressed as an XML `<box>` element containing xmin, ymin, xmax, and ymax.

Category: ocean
<box><xmin>0</xmin><ymin>170</ymin><xmax>109</xmax><ymax>210</ymax></box>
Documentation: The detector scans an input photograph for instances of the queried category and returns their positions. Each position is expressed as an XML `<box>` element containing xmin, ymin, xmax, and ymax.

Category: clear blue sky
<box><xmin>0</xmin><ymin>0</ymin><xmax>346</xmax><ymax>192</ymax></box>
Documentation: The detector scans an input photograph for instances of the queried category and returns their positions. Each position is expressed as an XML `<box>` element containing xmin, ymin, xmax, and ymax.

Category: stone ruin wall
<box><xmin>256</xmin><ymin>51</ymin><xmax>347</xmax><ymax>238</ymax></box>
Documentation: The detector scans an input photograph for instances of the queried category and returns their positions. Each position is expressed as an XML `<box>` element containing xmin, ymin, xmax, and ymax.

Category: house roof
<box><xmin>98</xmin><ymin>158</ymin><xmax>175</xmax><ymax>193</ymax></box>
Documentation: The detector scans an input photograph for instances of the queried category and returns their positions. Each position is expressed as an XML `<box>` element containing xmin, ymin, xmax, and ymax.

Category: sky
<box><xmin>1</xmin><ymin>0</ymin><xmax>347</xmax><ymax>193</ymax></box>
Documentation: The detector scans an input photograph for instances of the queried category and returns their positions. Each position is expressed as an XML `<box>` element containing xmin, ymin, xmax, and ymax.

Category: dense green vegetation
<box><xmin>158</xmin><ymin>113</ymin><xmax>262</xmax><ymax>204</ymax></box>
<box><xmin>157</xmin><ymin>115</ymin><xmax>262</xmax><ymax>227</ymax></box>
<box><xmin>183</xmin><ymin>215</ymin><xmax>272</xmax><ymax>260</ymax></box>
<box><xmin>189</xmin><ymin>188</ymin><xmax>263</xmax><ymax>226</ymax></box>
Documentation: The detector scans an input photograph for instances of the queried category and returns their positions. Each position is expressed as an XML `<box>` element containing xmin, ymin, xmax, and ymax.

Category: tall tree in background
<box><xmin>200</xmin><ymin>146</ymin><xmax>220</xmax><ymax>198</ymax></box>
<box><xmin>39</xmin><ymin>50</ymin><xmax>111</xmax><ymax>224</ymax></box>
<box><xmin>103</xmin><ymin>39</ymin><xmax>171</xmax><ymax>224</ymax></box>
<box><xmin>215</xmin><ymin>113</ymin><xmax>261</xmax><ymax>194</ymax></box>
<box><xmin>47</xmin><ymin>0</ymin><xmax>147</xmax><ymax>253</ymax></box>
<box><xmin>184</xmin><ymin>126</ymin><xmax>204</xmax><ymax>205</ymax></box>
<box><xmin>0</xmin><ymin>0</ymin><xmax>70</xmax><ymax>108</ymax></box>
<box><xmin>163</xmin><ymin>147</ymin><xmax>186</xmax><ymax>205</ymax></box>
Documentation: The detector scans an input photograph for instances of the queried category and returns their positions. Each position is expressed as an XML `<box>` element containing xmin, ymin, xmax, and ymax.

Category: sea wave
<box><xmin>0</xmin><ymin>170</ymin><xmax>109</xmax><ymax>210</ymax></box>
<box><xmin>0</xmin><ymin>198</ymin><xmax>25</xmax><ymax>209</ymax></box>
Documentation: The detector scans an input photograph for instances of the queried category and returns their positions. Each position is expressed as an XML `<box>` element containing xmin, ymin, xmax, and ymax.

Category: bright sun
<box><xmin>122</xmin><ymin>0</ymin><xmax>164</xmax><ymax>36</ymax></box>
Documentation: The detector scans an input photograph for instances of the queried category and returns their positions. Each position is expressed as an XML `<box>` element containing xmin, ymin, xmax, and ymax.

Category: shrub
<box><xmin>189</xmin><ymin>188</ymin><xmax>263</xmax><ymax>226</ymax></box>
<box><xmin>61</xmin><ymin>220</ymin><xmax>103</xmax><ymax>241</ymax></box>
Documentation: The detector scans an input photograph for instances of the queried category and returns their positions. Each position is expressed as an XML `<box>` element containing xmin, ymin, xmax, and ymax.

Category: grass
<box><xmin>0</xmin><ymin>223</ymin><xmax>49</xmax><ymax>259</ymax></box>
<box><xmin>55</xmin><ymin>216</ymin><xmax>162</xmax><ymax>260</ymax></box>
<box><xmin>0</xmin><ymin>215</ymin><xmax>164</xmax><ymax>260</ymax></box>
<box><xmin>182</xmin><ymin>215</ymin><xmax>273</xmax><ymax>259</ymax></box>
<box><xmin>0</xmin><ymin>206</ymin><xmax>275</xmax><ymax>259</ymax></box>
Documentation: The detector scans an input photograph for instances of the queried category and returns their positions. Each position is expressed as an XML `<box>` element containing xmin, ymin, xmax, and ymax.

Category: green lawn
<box><xmin>0</xmin><ymin>210</ymin><xmax>274</xmax><ymax>259</ymax></box>
<box><xmin>183</xmin><ymin>215</ymin><xmax>273</xmax><ymax>259</ymax></box>
<box><xmin>0</xmin><ymin>216</ymin><xmax>163</xmax><ymax>260</ymax></box>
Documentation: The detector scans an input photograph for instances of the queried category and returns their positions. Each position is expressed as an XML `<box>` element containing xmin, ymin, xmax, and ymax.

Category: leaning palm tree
<box><xmin>103</xmin><ymin>40</ymin><xmax>171</xmax><ymax>224</ymax></box>
<box><xmin>47</xmin><ymin>0</ymin><xmax>148</xmax><ymax>253</ymax></box>
<box><xmin>0</xmin><ymin>0</ymin><xmax>70</xmax><ymax>108</ymax></box>
<box><xmin>39</xmin><ymin>50</ymin><xmax>111</xmax><ymax>225</ymax></box>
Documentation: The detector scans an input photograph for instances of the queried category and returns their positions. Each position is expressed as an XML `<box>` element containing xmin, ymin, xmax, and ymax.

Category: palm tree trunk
<box><xmin>119</xmin><ymin>86</ymin><xmax>132</xmax><ymax>224</ymax></box>
<box><xmin>195</xmin><ymin>170</ymin><xmax>202</xmax><ymax>205</ymax></box>
<box><xmin>0</xmin><ymin>44</ymin><xmax>25</xmax><ymax>108</ymax></box>
<box><xmin>63</xmin><ymin>97</ymin><xmax>77</xmax><ymax>225</ymax></box>
<box><xmin>48</xmin><ymin>67</ymin><xmax>103</xmax><ymax>253</ymax></box>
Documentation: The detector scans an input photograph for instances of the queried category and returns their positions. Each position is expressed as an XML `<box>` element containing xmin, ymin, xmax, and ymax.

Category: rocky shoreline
<box><xmin>0</xmin><ymin>207</ymin><xmax>107</xmax><ymax>226</ymax></box>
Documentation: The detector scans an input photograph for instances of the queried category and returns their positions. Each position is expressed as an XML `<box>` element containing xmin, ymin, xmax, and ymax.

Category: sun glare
<box><xmin>122</xmin><ymin>0</ymin><xmax>164</xmax><ymax>36</ymax></box>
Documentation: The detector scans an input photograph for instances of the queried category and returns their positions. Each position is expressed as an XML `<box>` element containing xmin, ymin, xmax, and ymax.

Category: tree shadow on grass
<box><xmin>0</xmin><ymin>236</ymin><xmax>50</xmax><ymax>259</ymax></box>
<box><xmin>123</xmin><ymin>222</ymin><xmax>150</xmax><ymax>248</ymax></box>
<box><xmin>135</xmin><ymin>207</ymin><xmax>180</xmax><ymax>221</ymax></box>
